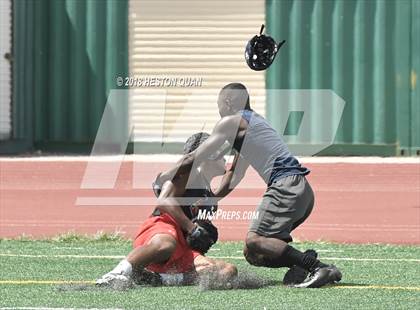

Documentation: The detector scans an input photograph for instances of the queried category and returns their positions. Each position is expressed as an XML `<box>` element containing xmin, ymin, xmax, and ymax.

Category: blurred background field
<box><xmin>0</xmin><ymin>0</ymin><xmax>419</xmax><ymax>156</ymax></box>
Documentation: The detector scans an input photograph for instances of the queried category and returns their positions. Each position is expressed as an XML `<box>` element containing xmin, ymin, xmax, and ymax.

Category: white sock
<box><xmin>110</xmin><ymin>259</ymin><xmax>133</xmax><ymax>276</ymax></box>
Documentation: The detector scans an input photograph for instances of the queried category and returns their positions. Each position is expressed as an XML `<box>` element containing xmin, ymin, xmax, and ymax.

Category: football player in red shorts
<box><xmin>96</xmin><ymin>132</ymin><xmax>239</xmax><ymax>288</ymax></box>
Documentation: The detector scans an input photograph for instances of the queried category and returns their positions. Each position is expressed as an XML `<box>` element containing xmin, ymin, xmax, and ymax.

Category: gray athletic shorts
<box><xmin>249</xmin><ymin>174</ymin><xmax>314</xmax><ymax>242</ymax></box>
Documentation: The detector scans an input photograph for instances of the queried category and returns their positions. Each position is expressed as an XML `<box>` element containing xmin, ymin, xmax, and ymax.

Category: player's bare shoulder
<box><xmin>214</xmin><ymin>114</ymin><xmax>247</xmax><ymax>135</ymax></box>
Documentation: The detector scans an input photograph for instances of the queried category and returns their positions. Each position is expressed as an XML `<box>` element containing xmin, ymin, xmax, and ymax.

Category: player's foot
<box><xmin>95</xmin><ymin>273</ymin><xmax>134</xmax><ymax>290</ymax></box>
<box><xmin>282</xmin><ymin>249</ymin><xmax>318</xmax><ymax>285</ymax></box>
<box><xmin>292</xmin><ymin>264</ymin><xmax>342</xmax><ymax>288</ymax></box>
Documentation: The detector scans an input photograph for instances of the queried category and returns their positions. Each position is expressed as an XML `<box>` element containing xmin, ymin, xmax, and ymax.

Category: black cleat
<box><xmin>292</xmin><ymin>264</ymin><xmax>342</xmax><ymax>288</ymax></box>
<box><xmin>283</xmin><ymin>249</ymin><xmax>318</xmax><ymax>285</ymax></box>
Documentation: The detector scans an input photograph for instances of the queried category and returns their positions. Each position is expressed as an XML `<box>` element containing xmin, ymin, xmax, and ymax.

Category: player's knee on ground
<box><xmin>195</xmin><ymin>256</ymin><xmax>237</xmax><ymax>279</ymax></box>
<box><xmin>195</xmin><ymin>256</ymin><xmax>238</xmax><ymax>289</ymax></box>
<box><xmin>224</xmin><ymin>262</ymin><xmax>238</xmax><ymax>279</ymax></box>
<box><xmin>215</xmin><ymin>261</ymin><xmax>238</xmax><ymax>279</ymax></box>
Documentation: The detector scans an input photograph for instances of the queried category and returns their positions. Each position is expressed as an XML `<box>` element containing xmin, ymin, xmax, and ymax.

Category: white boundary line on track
<box><xmin>2</xmin><ymin>221</ymin><xmax>420</xmax><ymax>229</ymax></box>
<box><xmin>1</xmin><ymin>253</ymin><xmax>419</xmax><ymax>262</ymax></box>
<box><xmin>2</xmin><ymin>222</ymin><xmax>419</xmax><ymax>233</ymax></box>
<box><xmin>0</xmin><ymin>155</ymin><xmax>419</xmax><ymax>164</ymax></box>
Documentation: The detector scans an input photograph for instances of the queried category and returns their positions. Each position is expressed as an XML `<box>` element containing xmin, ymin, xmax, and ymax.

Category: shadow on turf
<box><xmin>198</xmin><ymin>269</ymin><xmax>279</xmax><ymax>291</ymax></box>
<box><xmin>55</xmin><ymin>280</ymin><xmax>351</xmax><ymax>292</ymax></box>
<box><xmin>56</xmin><ymin>271</ymin><xmax>280</xmax><ymax>292</ymax></box>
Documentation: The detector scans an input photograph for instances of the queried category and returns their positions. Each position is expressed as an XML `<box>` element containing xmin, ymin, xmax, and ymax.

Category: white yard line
<box><xmin>212</xmin><ymin>256</ymin><xmax>420</xmax><ymax>262</ymax></box>
<box><xmin>0</xmin><ymin>253</ymin><xmax>125</xmax><ymax>259</ymax></box>
<box><xmin>0</xmin><ymin>308</ymin><xmax>123</xmax><ymax>310</ymax></box>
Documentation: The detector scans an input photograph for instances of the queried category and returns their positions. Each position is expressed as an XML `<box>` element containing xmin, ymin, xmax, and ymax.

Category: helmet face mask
<box><xmin>245</xmin><ymin>25</ymin><xmax>285</xmax><ymax>71</ymax></box>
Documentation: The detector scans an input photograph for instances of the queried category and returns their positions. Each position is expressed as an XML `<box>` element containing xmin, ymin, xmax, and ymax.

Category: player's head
<box><xmin>217</xmin><ymin>83</ymin><xmax>251</xmax><ymax>117</ymax></box>
<box><xmin>183</xmin><ymin>132</ymin><xmax>226</xmax><ymax>177</ymax></box>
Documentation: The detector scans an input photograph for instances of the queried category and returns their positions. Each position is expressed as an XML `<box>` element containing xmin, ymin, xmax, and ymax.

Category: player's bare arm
<box><xmin>156</xmin><ymin>175</ymin><xmax>196</xmax><ymax>233</ymax></box>
<box><xmin>157</xmin><ymin>115</ymin><xmax>245</xmax><ymax>185</ymax></box>
<box><xmin>212</xmin><ymin>151</ymin><xmax>250</xmax><ymax>199</ymax></box>
<box><xmin>156</xmin><ymin>151</ymin><xmax>249</xmax><ymax>232</ymax></box>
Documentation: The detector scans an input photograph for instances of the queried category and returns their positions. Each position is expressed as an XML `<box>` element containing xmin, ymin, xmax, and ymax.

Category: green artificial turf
<box><xmin>0</xmin><ymin>239</ymin><xmax>419</xmax><ymax>310</ymax></box>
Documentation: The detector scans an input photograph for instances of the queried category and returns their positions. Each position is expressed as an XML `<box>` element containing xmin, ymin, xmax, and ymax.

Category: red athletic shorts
<box><xmin>133</xmin><ymin>213</ymin><xmax>201</xmax><ymax>273</ymax></box>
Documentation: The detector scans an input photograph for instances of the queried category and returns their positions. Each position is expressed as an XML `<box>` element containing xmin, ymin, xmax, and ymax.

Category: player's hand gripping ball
<box><xmin>187</xmin><ymin>220</ymin><xmax>218</xmax><ymax>254</ymax></box>
<box><xmin>245</xmin><ymin>24</ymin><xmax>286</xmax><ymax>71</ymax></box>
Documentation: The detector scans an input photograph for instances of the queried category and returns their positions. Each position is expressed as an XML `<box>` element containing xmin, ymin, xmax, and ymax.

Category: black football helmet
<box><xmin>245</xmin><ymin>24</ymin><xmax>285</xmax><ymax>71</ymax></box>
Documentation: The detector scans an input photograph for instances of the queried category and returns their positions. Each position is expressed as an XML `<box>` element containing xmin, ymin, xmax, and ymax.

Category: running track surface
<box><xmin>1</xmin><ymin>158</ymin><xmax>419</xmax><ymax>244</ymax></box>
